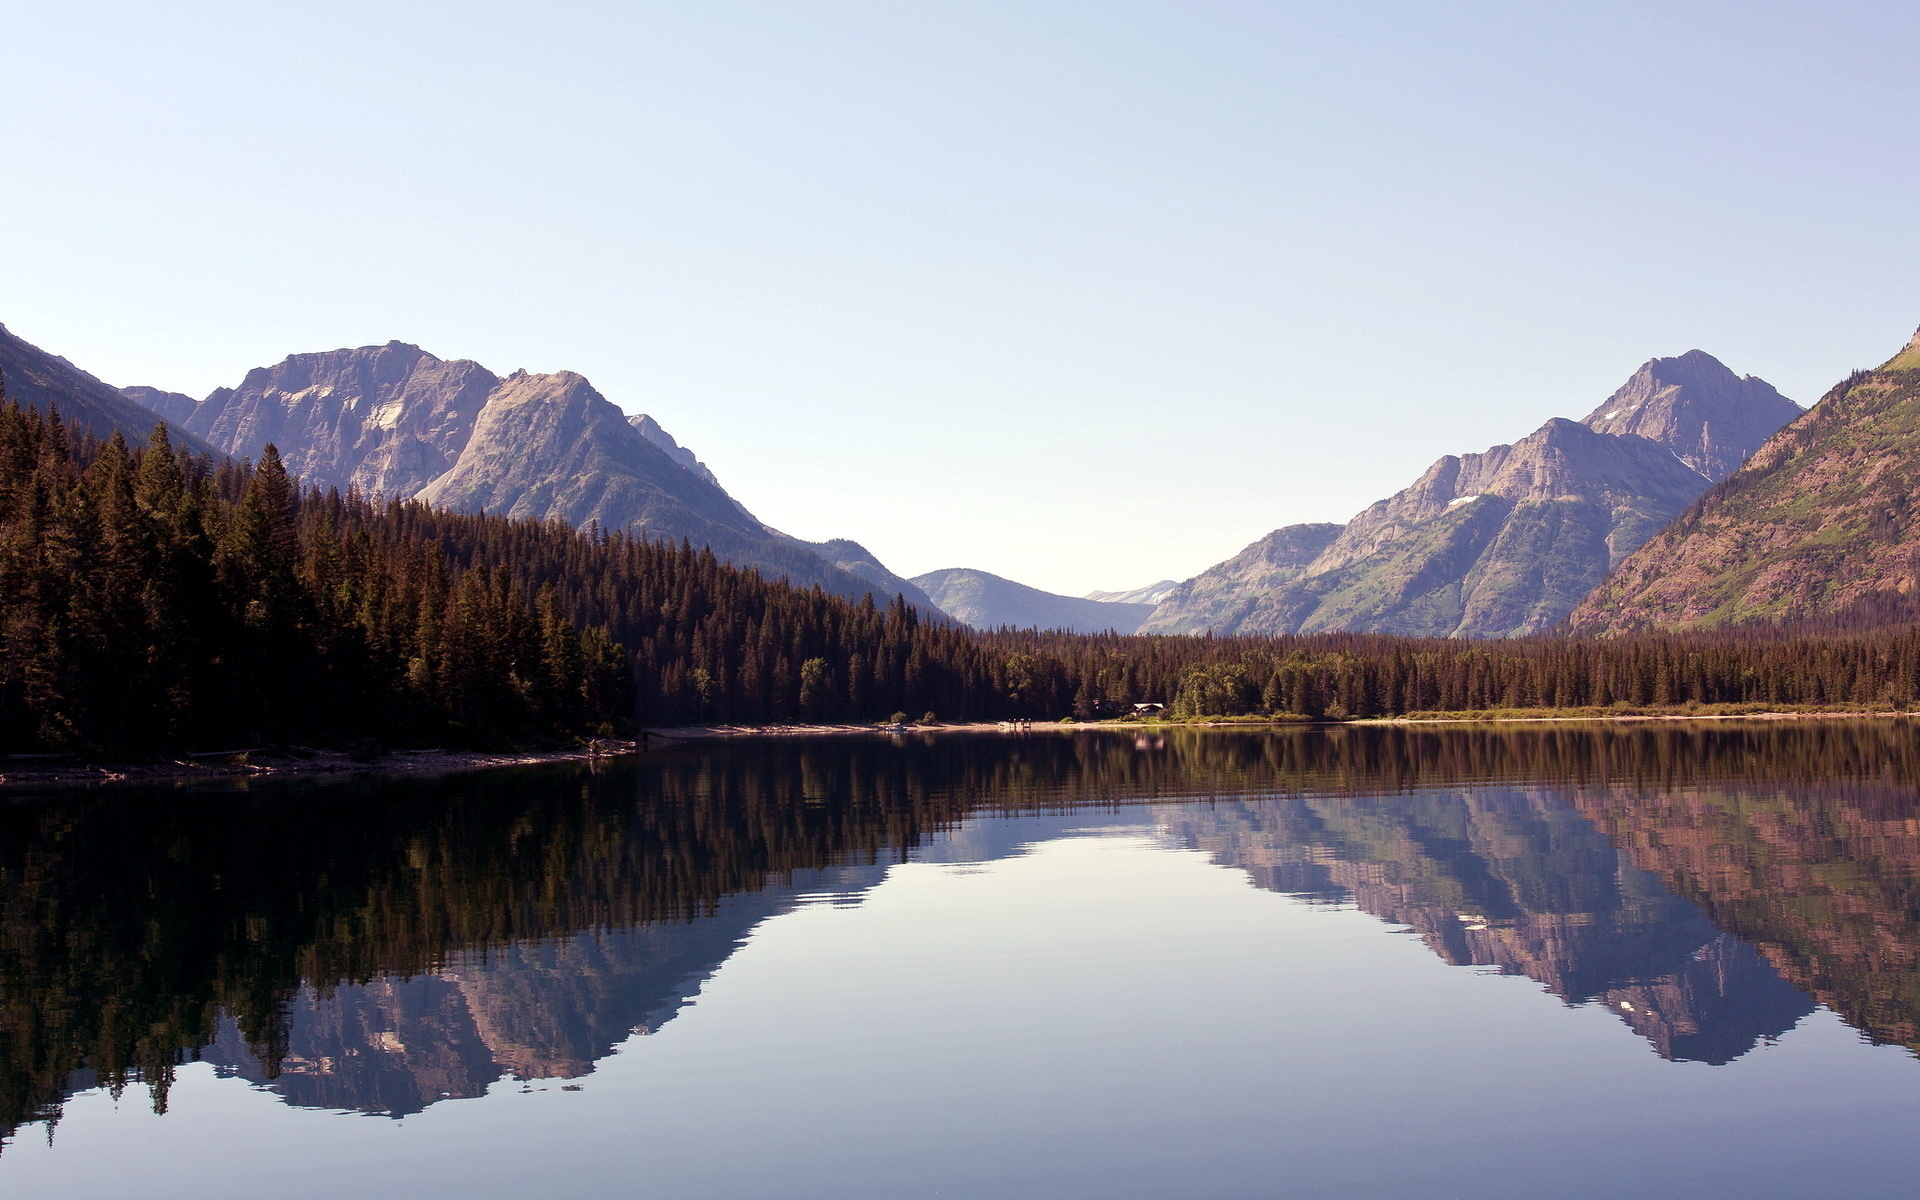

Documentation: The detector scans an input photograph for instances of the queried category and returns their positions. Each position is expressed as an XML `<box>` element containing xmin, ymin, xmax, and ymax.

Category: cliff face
<box><xmin>1570</xmin><ymin>328</ymin><xmax>1920</xmax><ymax>632</ymax></box>
<box><xmin>1145</xmin><ymin>352</ymin><xmax>1799</xmax><ymax>638</ymax></box>
<box><xmin>0</xmin><ymin>323</ymin><xmax>212</xmax><ymax>454</ymax></box>
<box><xmin>911</xmin><ymin>567</ymin><xmax>1156</xmax><ymax>633</ymax></box>
<box><xmin>1579</xmin><ymin>350</ymin><xmax>1802</xmax><ymax>482</ymax></box>
<box><xmin>176</xmin><ymin>341</ymin><xmax>494</xmax><ymax>500</ymax></box>
<box><xmin>136</xmin><ymin>342</ymin><xmax>941</xmax><ymax>611</ymax></box>
<box><xmin>416</xmin><ymin>371</ymin><xmax>758</xmax><ymax>541</ymax></box>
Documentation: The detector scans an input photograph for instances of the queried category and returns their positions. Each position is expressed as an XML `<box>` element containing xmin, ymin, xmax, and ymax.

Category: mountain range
<box><xmin>97</xmin><ymin>336</ymin><xmax>942</xmax><ymax>613</ymax></box>
<box><xmin>1141</xmin><ymin>351</ymin><xmax>1804</xmax><ymax>638</ymax></box>
<box><xmin>1570</xmin><ymin>328</ymin><xmax>1920</xmax><ymax>632</ymax></box>
<box><xmin>0</xmin><ymin>323</ymin><xmax>212</xmax><ymax>455</ymax></box>
<box><xmin>20</xmin><ymin>311</ymin><xmax>1920</xmax><ymax>641</ymax></box>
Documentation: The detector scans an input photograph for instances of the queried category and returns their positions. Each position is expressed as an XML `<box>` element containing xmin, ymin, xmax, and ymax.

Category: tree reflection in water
<box><xmin>5</xmin><ymin>719</ymin><xmax>1920</xmax><ymax>1147</ymax></box>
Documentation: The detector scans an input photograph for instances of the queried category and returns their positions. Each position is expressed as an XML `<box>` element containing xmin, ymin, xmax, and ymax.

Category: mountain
<box><xmin>911</xmin><ymin>567</ymin><xmax>1156</xmax><ymax>633</ymax></box>
<box><xmin>1084</xmin><ymin>580</ymin><xmax>1179</xmax><ymax>605</ymax></box>
<box><xmin>629</xmin><ymin>413</ymin><xmax>725</xmax><ymax>489</ymax></box>
<box><xmin>0</xmin><ymin>322</ymin><xmax>212</xmax><ymax>453</ymax></box>
<box><xmin>138</xmin><ymin>341</ymin><xmax>942</xmax><ymax>612</ymax></box>
<box><xmin>1142</xmin><ymin>352</ymin><xmax>1800</xmax><ymax>638</ymax></box>
<box><xmin>1579</xmin><ymin>349</ymin><xmax>1803</xmax><ymax>481</ymax></box>
<box><xmin>800</xmin><ymin>538</ymin><xmax>947</xmax><ymax>615</ymax></box>
<box><xmin>164</xmin><ymin>340</ymin><xmax>492</xmax><ymax>499</ymax></box>
<box><xmin>1137</xmin><ymin>524</ymin><xmax>1342</xmax><ymax>635</ymax></box>
<box><xmin>1569</xmin><ymin>328</ymin><xmax>1920</xmax><ymax>632</ymax></box>
<box><xmin>414</xmin><ymin>370</ymin><xmax>763</xmax><ymax>544</ymax></box>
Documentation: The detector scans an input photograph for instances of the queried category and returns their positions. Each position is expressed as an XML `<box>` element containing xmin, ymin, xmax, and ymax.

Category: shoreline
<box><xmin>0</xmin><ymin>740</ymin><xmax>650</xmax><ymax>792</ymax></box>
<box><xmin>6</xmin><ymin>709</ymin><xmax>1913</xmax><ymax>791</ymax></box>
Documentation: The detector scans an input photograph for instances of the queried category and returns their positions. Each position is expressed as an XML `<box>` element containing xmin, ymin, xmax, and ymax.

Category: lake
<box><xmin>4</xmin><ymin>722</ymin><xmax>1920</xmax><ymax>1198</ymax></box>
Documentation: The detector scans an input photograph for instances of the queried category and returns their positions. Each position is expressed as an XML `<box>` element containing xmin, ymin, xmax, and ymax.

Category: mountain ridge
<box><xmin>0</xmin><ymin>323</ymin><xmax>214</xmax><ymax>455</ymax></box>
<box><xmin>1568</xmin><ymin>327</ymin><xmax>1920</xmax><ymax>632</ymax></box>
<box><xmin>1142</xmin><ymin>352</ymin><xmax>1800</xmax><ymax>638</ymax></box>
<box><xmin>129</xmin><ymin>338</ymin><xmax>944</xmax><ymax>613</ymax></box>
<box><xmin>912</xmin><ymin>567</ymin><xmax>1156</xmax><ymax>633</ymax></box>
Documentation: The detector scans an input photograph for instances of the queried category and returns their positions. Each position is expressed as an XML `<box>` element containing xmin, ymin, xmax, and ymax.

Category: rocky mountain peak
<box><xmin>1572</xmin><ymin>324</ymin><xmax>1920</xmax><ymax>632</ymax></box>
<box><xmin>1144</xmin><ymin>349</ymin><xmax>1794</xmax><ymax>639</ymax></box>
<box><xmin>630</xmin><ymin>413</ymin><xmax>724</xmax><ymax>489</ymax></box>
<box><xmin>1579</xmin><ymin>350</ymin><xmax>1800</xmax><ymax>481</ymax></box>
<box><xmin>164</xmin><ymin>342</ymin><xmax>500</xmax><ymax>499</ymax></box>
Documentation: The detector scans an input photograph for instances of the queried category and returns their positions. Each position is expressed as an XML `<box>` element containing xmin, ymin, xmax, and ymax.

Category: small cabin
<box><xmin>1132</xmin><ymin>702</ymin><xmax>1166</xmax><ymax>715</ymax></box>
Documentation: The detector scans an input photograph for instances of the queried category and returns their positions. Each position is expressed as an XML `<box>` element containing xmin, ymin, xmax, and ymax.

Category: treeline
<box><xmin>0</xmin><ymin>402</ymin><xmax>1000</xmax><ymax>753</ymax></box>
<box><xmin>11</xmin><ymin>396</ymin><xmax>1920</xmax><ymax>755</ymax></box>
<box><xmin>984</xmin><ymin>625</ymin><xmax>1920</xmax><ymax>720</ymax></box>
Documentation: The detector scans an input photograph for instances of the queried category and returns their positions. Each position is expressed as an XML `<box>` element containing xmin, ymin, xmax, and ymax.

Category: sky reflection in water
<box><xmin>5</xmin><ymin>723</ymin><xmax>1920</xmax><ymax>1198</ymax></box>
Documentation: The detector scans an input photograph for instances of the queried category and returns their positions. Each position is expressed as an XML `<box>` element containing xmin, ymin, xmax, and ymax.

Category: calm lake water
<box><xmin>6</xmin><ymin>722</ymin><xmax>1920</xmax><ymax>1198</ymax></box>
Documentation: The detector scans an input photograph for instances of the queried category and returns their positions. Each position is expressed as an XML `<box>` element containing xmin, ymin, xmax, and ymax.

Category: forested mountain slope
<box><xmin>1144</xmin><ymin>353</ymin><xmax>1799</xmax><ymax>638</ymax></box>
<box><xmin>0</xmin><ymin>323</ymin><xmax>212</xmax><ymax>454</ymax></box>
<box><xmin>0</xmin><ymin>402</ymin><xmax>993</xmax><ymax>753</ymax></box>
<box><xmin>1570</xmin><ymin>328</ymin><xmax>1920</xmax><ymax>632</ymax></box>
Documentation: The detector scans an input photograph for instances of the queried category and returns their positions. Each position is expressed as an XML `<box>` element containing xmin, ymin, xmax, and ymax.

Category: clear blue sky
<box><xmin>6</xmin><ymin>2</ymin><xmax>1919</xmax><ymax>595</ymax></box>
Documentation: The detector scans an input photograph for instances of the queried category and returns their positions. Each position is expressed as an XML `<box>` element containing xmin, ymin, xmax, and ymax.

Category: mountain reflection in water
<box><xmin>6</xmin><ymin>721</ymin><xmax>1920</xmax><ymax>1148</ymax></box>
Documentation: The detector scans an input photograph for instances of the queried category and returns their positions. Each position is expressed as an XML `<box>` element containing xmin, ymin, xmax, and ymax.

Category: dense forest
<box><xmin>8</xmin><ymin>398</ymin><xmax>1920</xmax><ymax>756</ymax></box>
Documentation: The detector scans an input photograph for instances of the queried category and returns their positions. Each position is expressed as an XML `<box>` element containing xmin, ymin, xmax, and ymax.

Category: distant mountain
<box><xmin>0</xmin><ymin>322</ymin><xmax>212</xmax><ymax>453</ymax></box>
<box><xmin>912</xmin><ymin>568</ymin><xmax>1156</xmax><ymax>633</ymax></box>
<box><xmin>1138</xmin><ymin>525</ymin><xmax>1342</xmax><ymax>635</ymax></box>
<box><xmin>1084</xmin><ymin>580</ymin><xmax>1179</xmax><ymax>606</ymax></box>
<box><xmin>800</xmin><ymin>538</ymin><xmax>947</xmax><ymax>615</ymax></box>
<box><xmin>415</xmin><ymin>369</ymin><xmax>764</xmax><ymax>546</ymax></box>
<box><xmin>1143</xmin><ymin>352</ymin><xmax>1800</xmax><ymax>638</ymax></box>
<box><xmin>621</xmin><ymin>415</ymin><xmax>944</xmax><ymax>613</ymax></box>
<box><xmin>1569</xmin><ymin>328</ymin><xmax>1920</xmax><ymax>632</ymax></box>
<box><xmin>137</xmin><ymin>341</ymin><xmax>941</xmax><ymax>612</ymax></box>
<box><xmin>120</xmin><ymin>384</ymin><xmax>199</xmax><ymax>425</ymax></box>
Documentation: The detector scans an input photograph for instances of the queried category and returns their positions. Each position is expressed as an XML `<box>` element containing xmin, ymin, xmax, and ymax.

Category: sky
<box><xmin>6</xmin><ymin>2</ymin><xmax>1920</xmax><ymax>595</ymax></box>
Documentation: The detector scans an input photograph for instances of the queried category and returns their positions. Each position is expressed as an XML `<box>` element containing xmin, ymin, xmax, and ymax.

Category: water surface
<box><xmin>5</xmin><ymin>723</ymin><xmax>1920</xmax><ymax>1197</ymax></box>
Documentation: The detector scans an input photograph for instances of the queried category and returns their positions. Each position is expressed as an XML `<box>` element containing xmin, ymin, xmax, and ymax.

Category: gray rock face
<box><xmin>630</xmin><ymin>413</ymin><xmax>724</xmax><ymax>489</ymax></box>
<box><xmin>1143</xmin><ymin>352</ymin><xmax>1802</xmax><ymax>638</ymax></box>
<box><xmin>136</xmin><ymin>340</ymin><xmax>941</xmax><ymax>611</ymax></box>
<box><xmin>417</xmin><ymin>371</ymin><xmax>758</xmax><ymax>540</ymax></box>
<box><xmin>912</xmin><ymin>568</ymin><xmax>1156</xmax><ymax>633</ymax></box>
<box><xmin>173</xmin><ymin>341</ymin><xmax>494</xmax><ymax>500</ymax></box>
<box><xmin>0</xmin><ymin>322</ymin><xmax>213</xmax><ymax>454</ymax></box>
<box><xmin>1579</xmin><ymin>350</ymin><xmax>1802</xmax><ymax>482</ymax></box>
<box><xmin>120</xmin><ymin>385</ymin><xmax>200</xmax><ymax>426</ymax></box>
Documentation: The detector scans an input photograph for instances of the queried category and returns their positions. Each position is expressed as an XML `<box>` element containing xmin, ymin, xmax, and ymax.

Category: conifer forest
<box><xmin>7</xmin><ymin>399</ymin><xmax>1920</xmax><ymax>756</ymax></box>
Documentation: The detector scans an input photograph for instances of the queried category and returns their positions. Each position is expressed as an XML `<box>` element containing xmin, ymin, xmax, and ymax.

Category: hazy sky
<box><xmin>6</xmin><ymin>2</ymin><xmax>1920</xmax><ymax>594</ymax></box>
